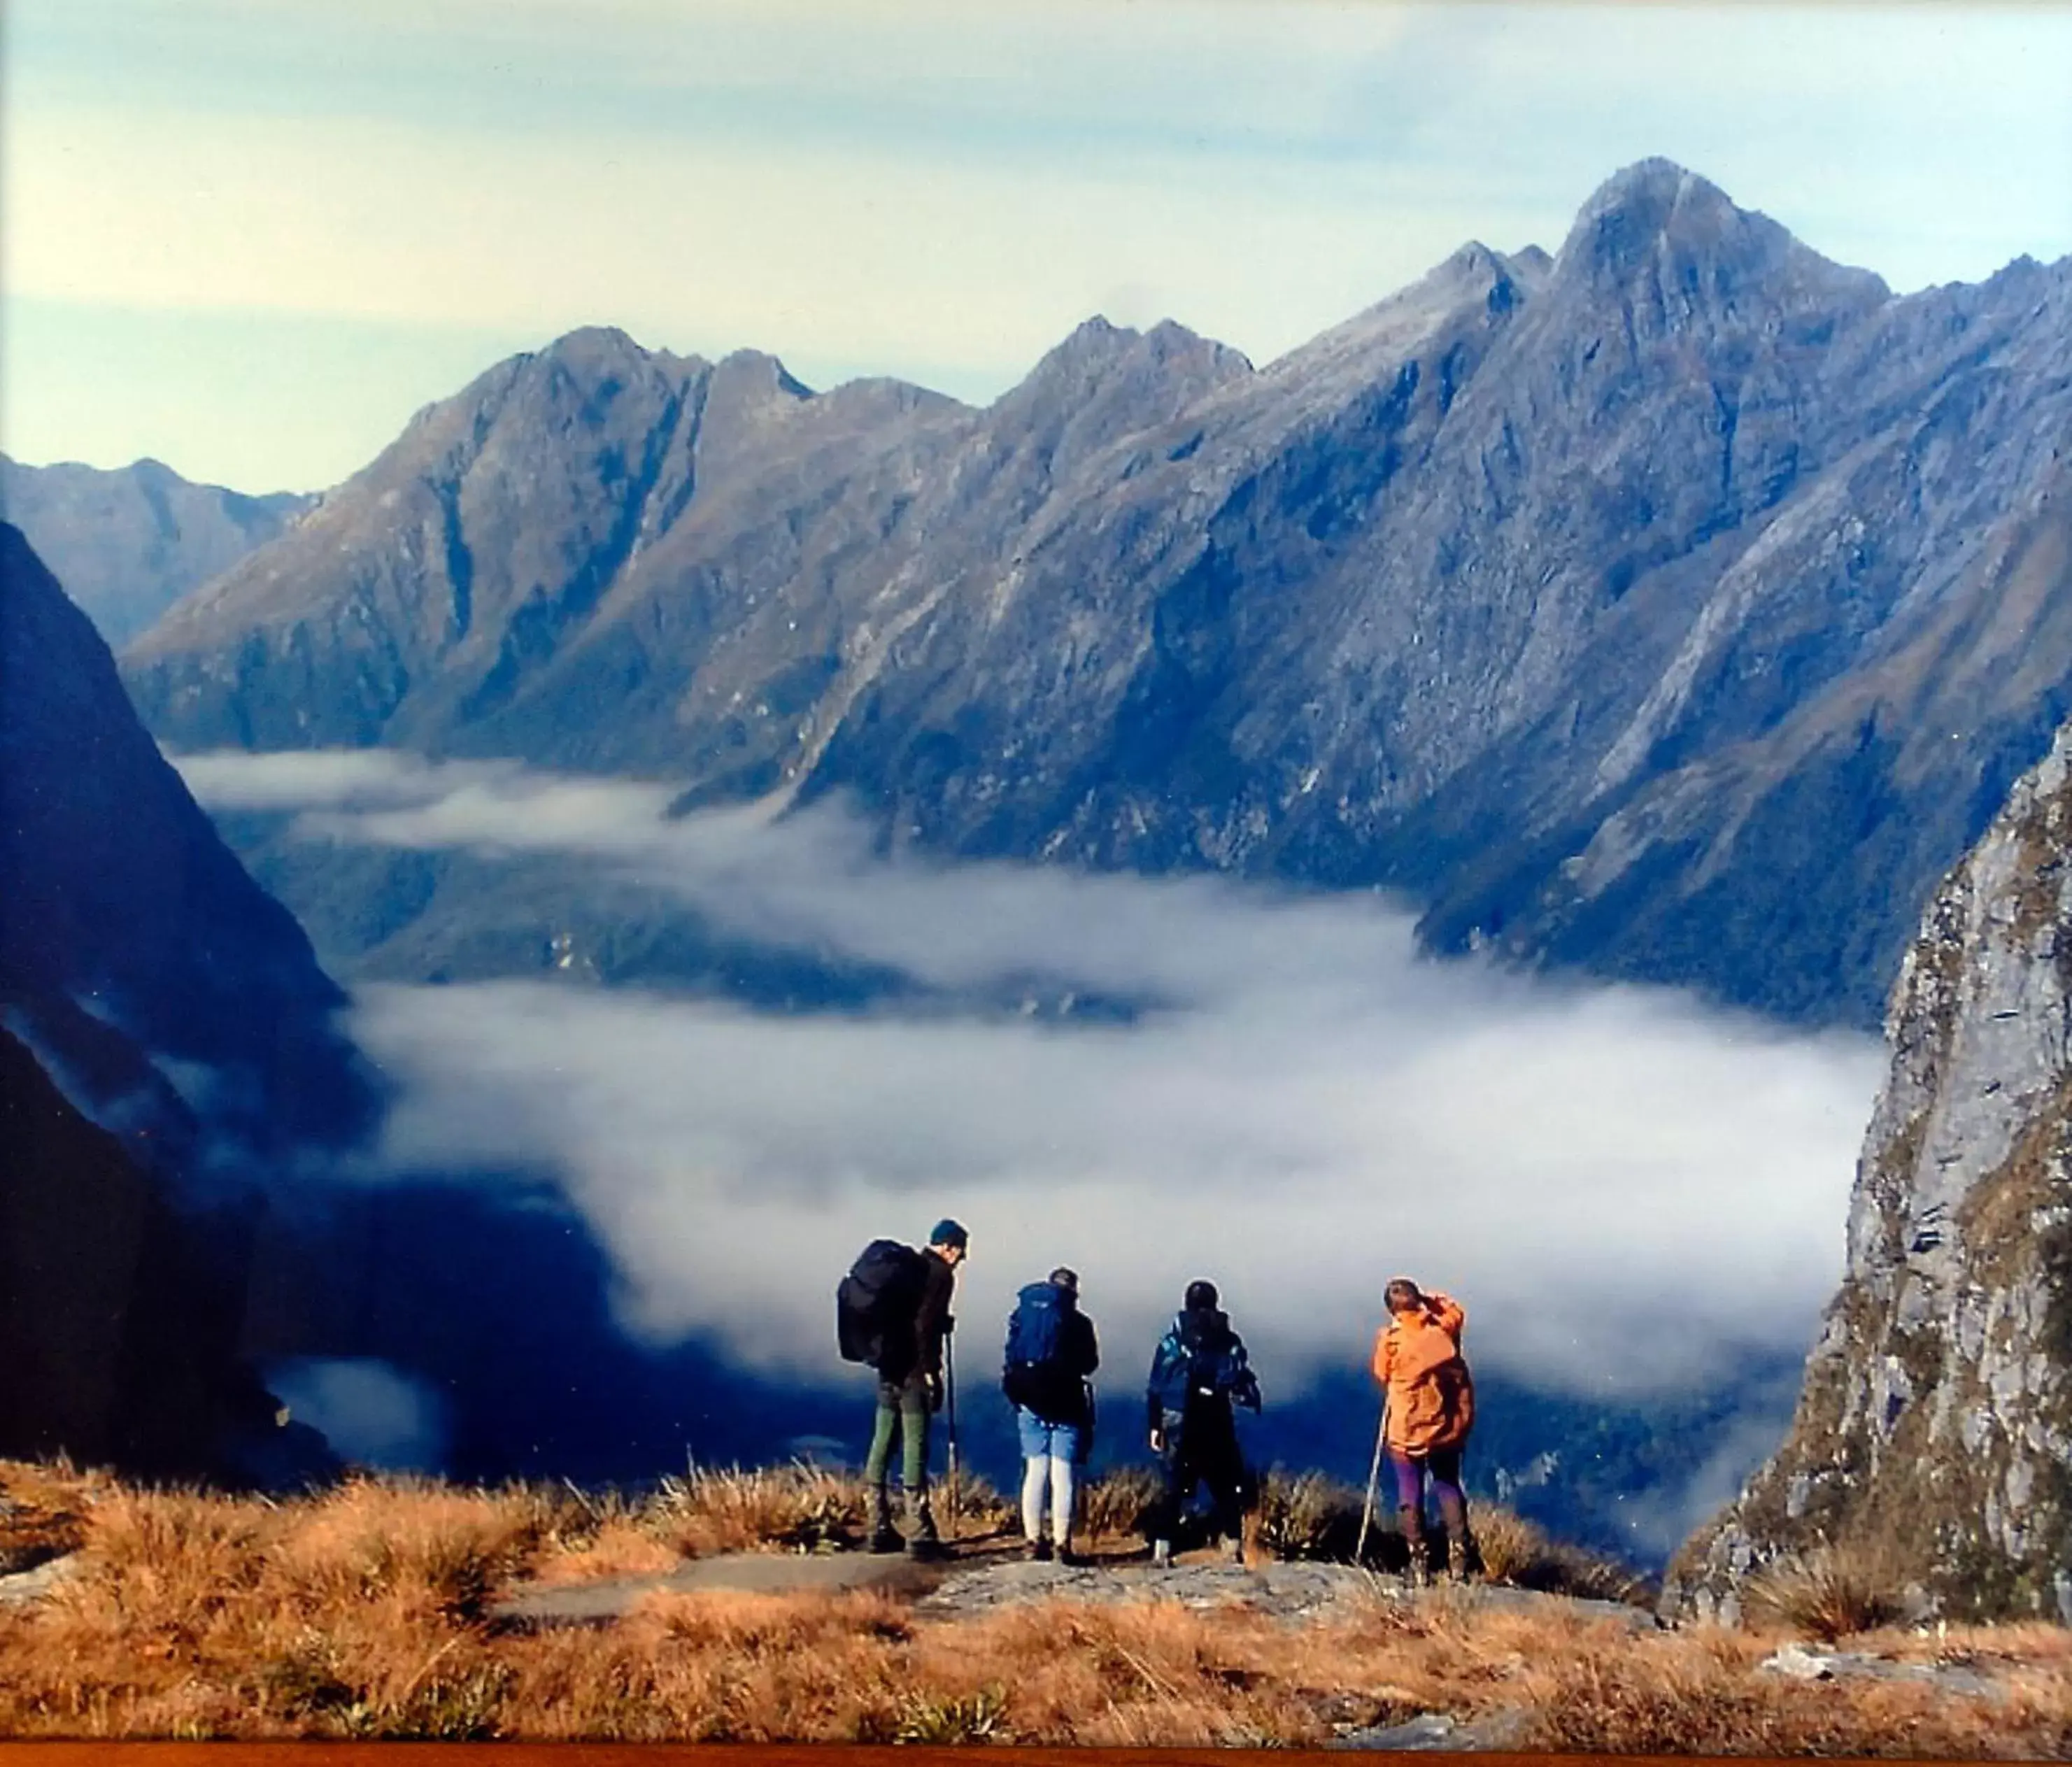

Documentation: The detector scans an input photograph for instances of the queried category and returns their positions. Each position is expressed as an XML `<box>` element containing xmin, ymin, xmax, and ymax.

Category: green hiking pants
<box><xmin>864</xmin><ymin>1371</ymin><xmax>932</xmax><ymax>1498</ymax></box>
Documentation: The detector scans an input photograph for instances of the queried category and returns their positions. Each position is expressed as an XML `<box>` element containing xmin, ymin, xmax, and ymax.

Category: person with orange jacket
<box><xmin>1370</xmin><ymin>1277</ymin><xmax>1477</xmax><ymax>1584</ymax></box>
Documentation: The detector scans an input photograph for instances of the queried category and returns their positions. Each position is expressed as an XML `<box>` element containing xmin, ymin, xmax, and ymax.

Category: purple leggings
<box><xmin>1385</xmin><ymin>1445</ymin><xmax>1467</xmax><ymax>1535</ymax></box>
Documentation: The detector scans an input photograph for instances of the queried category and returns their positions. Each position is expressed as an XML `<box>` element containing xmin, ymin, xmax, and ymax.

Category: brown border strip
<box><xmin>0</xmin><ymin>1751</ymin><xmax>1987</xmax><ymax>1766</ymax></box>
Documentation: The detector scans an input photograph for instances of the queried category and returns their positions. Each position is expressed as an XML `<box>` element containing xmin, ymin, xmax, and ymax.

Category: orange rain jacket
<box><xmin>1370</xmin><ymin>1293</ymin><xmax>1474</xmax><ymax>1454</ymax></box>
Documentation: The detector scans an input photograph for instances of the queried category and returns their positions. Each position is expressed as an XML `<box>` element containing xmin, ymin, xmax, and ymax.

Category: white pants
<box><xmin>1021</xmin><ymin>1454</ymin><xmax>1077</xmax><ymax>1544</ymax></box>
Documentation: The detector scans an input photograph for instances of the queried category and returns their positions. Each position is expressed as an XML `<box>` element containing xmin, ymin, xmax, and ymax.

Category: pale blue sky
<box><xmin>6</xmin><ymin>0</ymin><xmax>2070</xmax><ymax>492</ymax></box>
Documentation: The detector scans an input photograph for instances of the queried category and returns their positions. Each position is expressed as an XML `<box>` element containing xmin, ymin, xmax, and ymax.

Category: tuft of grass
<box><xmin>647</xmin><ymin>1463</ymin><xmax>1012</xmax><ymax>1560</ymax></box>
<box><xmin>1468</xmin><ymin>1505</ymin><xmax>1652</xmax><ymax>1605</ymax></box>
<box><xmin>648</xmin><ymin>1464</ymin><xmax>868</xmax><ymax>1557</ymax></box>
<box><xmin>893</xmin><ymin>1684</ymin><xmax>1009</xmax><ymax>1743</ymax></box>
<box><xmin>1076</xmin><ymin>1468</ymin><xmax>1162</xmax><ymax>1545</ymax></box>
<box><xmin>1743</xmin><ymin>1541</ymin><xmax>1908</xmax><ymax>1643</ymax></box>
<box><xmin>1256</xmin><ymin>1469</ymin><xmax>1364</xmax><ymax>1562</ymax></box>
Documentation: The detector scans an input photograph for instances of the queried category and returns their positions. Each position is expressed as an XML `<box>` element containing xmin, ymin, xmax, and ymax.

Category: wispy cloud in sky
<box><xmin>180</xmin><ymin>748</ymin><xmax>1887</xmax><ymax>1409</ymax></box>
<box><xmin>8</xmin><ymin>0</ymin><xmax>2069</xmax><ymax>489</ymax></box>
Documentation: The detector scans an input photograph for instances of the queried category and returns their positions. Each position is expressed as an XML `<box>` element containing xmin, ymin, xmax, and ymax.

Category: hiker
<box><xmin>838</xmin><ymin>1219</ymin><xmax>969</xmax><ymax>1558</ymax></box>
<box><xmin>1002</xmin><ymin>1266</ymin><xmax>1100</xmax><ymax>1563</ymax></box>
<box><xmin>1144</xmin><ymin>1279</ymin><xmax>1262</xmax><ymax>1568</ymax></box>
<box><xmin>1371</xmin><ymin>1277</ymin><xmax>1477</xmax><ymax>1585</ymax></box>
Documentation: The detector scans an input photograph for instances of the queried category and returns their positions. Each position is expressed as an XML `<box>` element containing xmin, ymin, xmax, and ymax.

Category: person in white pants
<box><xmin>1002</xmin><ymin>1267</ymin><xmax>1099</xmax><ymax>1563</ymax></box>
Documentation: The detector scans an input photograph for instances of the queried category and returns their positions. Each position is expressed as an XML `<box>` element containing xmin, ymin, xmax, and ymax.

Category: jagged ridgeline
<box><xmin>113</xmin><ymin>159</ymin><xmax>2072</xmax><ymax>1029</ymax></box>
<box><xmin>0</xmin><ymin>455</ymin><xmax>312</xmax><ymax>650</ymax></box>
<box><xmin>1668</xmin><ymin>720</ymin><xmax>2072</xmax><ymax>1624</ymax></box>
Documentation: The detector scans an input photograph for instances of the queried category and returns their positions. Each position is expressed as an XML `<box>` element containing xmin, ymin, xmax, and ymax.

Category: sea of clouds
<box><xmin>180</xmin><ymin>748</ymin><xmax>1887</xmax><ymax>1417</ymax></box>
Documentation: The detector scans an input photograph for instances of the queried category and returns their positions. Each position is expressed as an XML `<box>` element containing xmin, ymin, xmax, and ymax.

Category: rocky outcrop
<box><xmin>118</xmin><ymin>160</ymin><xmax>2072</xmax><ymax>1029</ymax></box>
<box><xmin>0</xmin><ymin>455</ymin><xmax>311</xmax><ymax>647</ymax></box>
<box><xmin>1666</xmin><ymin>720</ymin><xmax>2072</xmax><ymax>1624</ymax></box>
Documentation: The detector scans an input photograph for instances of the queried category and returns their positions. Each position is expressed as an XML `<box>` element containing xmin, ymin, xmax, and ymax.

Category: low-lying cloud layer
<box><xmin>183</xmin><ymin>748</ymin><xmax>1887</xmax><ymax>1408</ymax></box>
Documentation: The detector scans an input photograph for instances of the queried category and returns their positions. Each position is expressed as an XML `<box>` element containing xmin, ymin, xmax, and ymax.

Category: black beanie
<box><xmin>1184</xmin><ymin>1279</ymin><xmax>1218</xmax><ymax>1312</ymax></box>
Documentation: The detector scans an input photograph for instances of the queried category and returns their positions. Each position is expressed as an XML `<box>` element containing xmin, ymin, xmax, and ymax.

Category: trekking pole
<box><xmin>944</xmin><ymin>1325</ymin><xmax>961</xmax><ymax>1542</ymax></box>
<box><xmin>1355</xmin><ymin>1396</ymin><xmax>1388</xmax><ymax>1566</ymax></box>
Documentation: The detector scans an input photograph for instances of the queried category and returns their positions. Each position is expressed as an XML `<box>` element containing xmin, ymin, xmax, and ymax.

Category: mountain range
<box><xmin>0</xmin><ymin>455</ymin><xmax>311</xmax><ymax>648</ymax></box>
<box><xmin>108</xmin><ymin>157</ymin><xmax>2072</xmax><ymax>1029</ymax></box>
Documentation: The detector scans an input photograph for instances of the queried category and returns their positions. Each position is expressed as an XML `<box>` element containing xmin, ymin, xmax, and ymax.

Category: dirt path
<box><xmin>492</xmin><ymin>1531</ymin><xmax>1031</xmax><ymax>1627</ymax></box>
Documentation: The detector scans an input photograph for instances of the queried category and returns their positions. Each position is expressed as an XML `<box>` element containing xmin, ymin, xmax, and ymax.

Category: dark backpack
<box><xmin>837</xmin><ymin>1240</ymin><xmax>926</xmax><ymax>1368</ymax></box>
<box><xmin>1154</xmin><ymin>1309</ymin><xmax>1259</xmax><ymax>1416</ymax></box>
<box><xmin>1002</xmin><ymin>1282</ymin><xmax>1072</xmax><ymax>1414</ymax></box>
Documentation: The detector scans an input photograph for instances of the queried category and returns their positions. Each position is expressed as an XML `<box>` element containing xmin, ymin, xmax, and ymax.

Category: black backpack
<box><xmin>837</xmin><ymin>1240</ymin><xmax>927</xmax><ymax>1367</ymax></box>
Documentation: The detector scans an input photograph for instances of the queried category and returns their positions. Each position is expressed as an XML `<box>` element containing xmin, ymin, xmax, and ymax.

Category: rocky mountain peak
<box><xmin>983</xmin><ymin>312</ymin><xmax>1251</xmax><ymax>477</ymax></box>
<box><xmin>704</xmin><ymin>347</ymin><xmax>816</xmax><ymax>413</ymax></box>
<box><xmin>1008</xmin><ymin>313</ymin><xmax>1243</xmax><ymax>400</ymax></box>
<box><xmin>1554</xmin><ymin>155</ymin><xmax>1889</xmax><ymax>320</ymax></box>
<box><xmin>1509</xmin><ymin>243</ymin><xmax>1555</xmax><ymax>284</ymax></box>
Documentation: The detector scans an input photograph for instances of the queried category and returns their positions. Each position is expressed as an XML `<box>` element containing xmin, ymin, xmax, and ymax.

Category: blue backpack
<box><xmin>1003</xmin><ymin>1282</ymin><xmax>1071</xmax><ymax>1414</ymax></box>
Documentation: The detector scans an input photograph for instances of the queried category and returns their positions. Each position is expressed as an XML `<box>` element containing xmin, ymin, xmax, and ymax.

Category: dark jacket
<box><xmin>1146</xmin><ymin>1304</ymin><xmax>1261</xmax><ymax>1435</ymax></box>
<box><xmin>1003</xmin><ymin>1280</ymin><xmax>1100</xmax><ymax>1427</ymax></box>
<box><xmin>883</xmin><ymin>1247</ymin><xmax>958</xmax><ymax>1386</ymax></box>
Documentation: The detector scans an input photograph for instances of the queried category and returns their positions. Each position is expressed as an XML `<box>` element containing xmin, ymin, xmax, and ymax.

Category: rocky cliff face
<box><xmin>1666</xmin><ymin>718</ymin><xmax>2072</xmax><ymax>1624</ymax></box>
<box><xmin>118</xmin><ymin>159</ymin><xmax>2072</xmax><ymax>1028</ymax></box>
<box><xmin>0</xmin><ymin>455</ymin><xmax>311</xmax><ymax>647</ymax></box>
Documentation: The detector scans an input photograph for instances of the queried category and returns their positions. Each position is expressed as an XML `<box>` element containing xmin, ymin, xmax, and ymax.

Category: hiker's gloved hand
<box><xmin>925</xmin><ymin>1373</ymin><xmax>943</xmax><ymax>1413</ymax></box>
<box><xmin>1149</xmin><ymin>1427</ymin><xmax>1165</xmax><ymax>1454</ymax></box>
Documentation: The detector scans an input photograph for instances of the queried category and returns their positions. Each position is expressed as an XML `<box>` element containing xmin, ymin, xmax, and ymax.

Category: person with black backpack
<box><xmin>1002</xmin><ymin>1267</ymin><xmax>1100</xmax><ymax>1563</ymax></box>
<box><xmin>1144</xmin><ymin>1279</ymin><xmax>1262</xmax><ymax>1568</ymax></box>
<box><xmin>837</xmin><ymin>1219</ymin><xmax>968</xmax><ymax>1558</ymax></box>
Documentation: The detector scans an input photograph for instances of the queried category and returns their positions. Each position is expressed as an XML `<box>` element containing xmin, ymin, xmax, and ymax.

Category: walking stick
<box><xmin>1356</xmin><ymin>1395</ymin><xmax>1389</xmax><ymax>1566</ymax></box>
<box><xmin>943</xmin><ymin>1322</ymin><xmax>960</xmax><ymax>1542</ymax></box>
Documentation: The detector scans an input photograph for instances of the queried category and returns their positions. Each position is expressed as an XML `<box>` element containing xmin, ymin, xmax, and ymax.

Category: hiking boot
<box><xmin>1445</xmin><ymin>1530</ymin><xmax>1475</xmax><ymax>1585</ymax></box>
<box><xmin>1151</xmin><ymin>1538</ymin><xmax>1173</xmax><ymax>1569</ymax></box>
<box><xmin>1057</xmin><ymin>1542</ymin><xmax>1082</xmax><ymax>1568</ymax></box>
<box><xmin>1228</xmin><ymin>1536</ymin><xmax>1247</xmax><ymax>1567</ymax></box>
<box><xmin>904</xmin><ymin>1493</ymin><xmax>944</xmax><ymax>1560</ymax></box>
<box><xmin>867</xmin><ymin>1489</ymin><xmax>901</xmax><ymax>1554</ymax></box>
<box><xmin>1028</xmin><ymin>1537</ymin><xmax>1053</xmax><ymax>1563</ymax></box>
<box><xmin>1398</xmin><ymin>1509</ymin><xmax>1431</xmax><ymax>1589</ymax></box>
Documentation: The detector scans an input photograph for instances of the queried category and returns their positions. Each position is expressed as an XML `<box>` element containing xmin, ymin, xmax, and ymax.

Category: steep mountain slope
<box><xmin>120</xmin><ymin>161</ymin><xmax>2072</xmax><ymax>1026</ymax></box>
<box><xmin>0</xmin><ymin>455</ymin><xmax>311</xmax><ymax>647</ymax></box>
<box><xmin>1</xmin><ymin>523</ymin><xmax>378</xmax><ymax>1159</ymax></box>
<box><xmin>0</xmin><ymin>1025</ymin><xmax>303</xmax><ymax>1479</ymax></box>
<box><xmin>1665</xmin><ymin>719</ymin><xmax>2072</xmax><ymax>1624</ymax></box>
<box><xmin>0</xmin><ymin>522</ymin><xmax>378</xmax><ymax>1477</ymax></box>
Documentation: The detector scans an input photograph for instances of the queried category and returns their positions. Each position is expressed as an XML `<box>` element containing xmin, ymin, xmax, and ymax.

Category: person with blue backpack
<box><xmin>1002</xmin><ymin>1266</ymin><xmax>1100</xmax><ymax>1563</ymax></box>
<box><xmin>1144</xmin><ymin>1279</ymin><xmax>1262</xmax><ymax>1568</ymax></box>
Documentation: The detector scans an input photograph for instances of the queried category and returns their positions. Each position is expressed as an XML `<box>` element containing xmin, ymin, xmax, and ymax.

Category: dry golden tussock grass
<box><xmin>1743</xmin><ymin>1538</ymin><xmax>1910</xmax><ymax>1642</ymax></box>
<box><xmin>4</xmin><ymin>1456</ymin><xmax>2071</xmax><ymax>1749</ymax></box>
